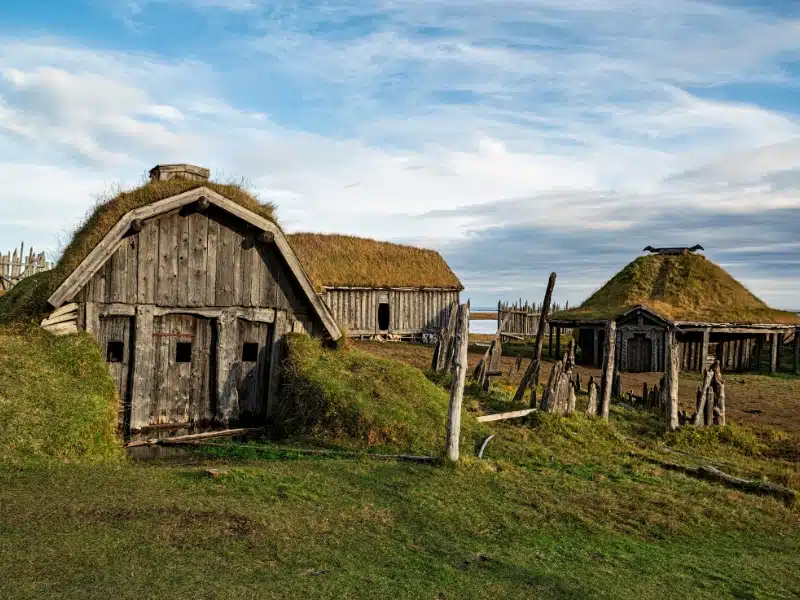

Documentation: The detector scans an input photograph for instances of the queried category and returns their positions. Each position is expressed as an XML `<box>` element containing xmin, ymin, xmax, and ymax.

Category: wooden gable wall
<box><xmin>75</xmin><ymin>206</ymin><xmax>321</xmax><ymax>332</ymax></box>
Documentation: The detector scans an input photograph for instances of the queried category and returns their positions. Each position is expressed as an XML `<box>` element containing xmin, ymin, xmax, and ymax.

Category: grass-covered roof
<box><xmin>0</xmin><ymin>178</ymin><xmax>275</xmax><ymax>324</ymax></box>
<box><xmin>554</xmin><ymin>252</ymin><xmax>800</xmax><ymax>325</ymax></box>
<box><xmin>287</xmin><ymin>233</ymin><xmax>463</xmax><ymax>291</ymax></box>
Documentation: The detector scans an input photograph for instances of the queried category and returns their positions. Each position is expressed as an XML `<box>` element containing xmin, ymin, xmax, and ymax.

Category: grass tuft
<box><xmin>276</xmin><ymin>333</ymin><xmax>485</xmax><ymax>454</ymax></box>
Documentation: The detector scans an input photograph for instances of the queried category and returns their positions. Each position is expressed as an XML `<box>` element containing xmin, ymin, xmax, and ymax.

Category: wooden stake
<box><xmin>693</xmin><ymin>366</ymin><xmax>714</xmax><ymax>427</ymax></box>
<box><xmin>512</xmin><ymin>272</ymin><xmax>556</xmax><ymax>406</ymax></box>
<box><xmin>445</xmin><ymin>302</ymin><xmax>470</xmax><ymax>462</ymax></box>
<box><xmin>599</xmin><ymin>321</ymin><xmax>617</xmax><ymax>420</ymax></box>
<box><xmin>665</xmin><ymin>328</ymin><xmax>680</xmax><ymax>431</ymax></box>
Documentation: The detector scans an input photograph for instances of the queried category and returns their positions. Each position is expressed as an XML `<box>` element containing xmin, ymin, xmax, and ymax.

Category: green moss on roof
<box><xmin>287</xmin><ymin>233</ymin><xmax>463</xmax><ymax>291</ymax></box>
<box><xmin>554</xmin><ymin>253</ymin><xmax>800</xmax><ymax>325</ymax></box>
<box><xmin>0</xmin><ymin>179</ymin><xmax>275</xmax><ymax>323</ymax></box>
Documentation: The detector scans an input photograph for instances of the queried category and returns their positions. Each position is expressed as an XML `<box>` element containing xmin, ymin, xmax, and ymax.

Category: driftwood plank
<box><xmin>476</xmin><ymin>408</ymin><xmax>536</xmax><ymax>423</ymax></box>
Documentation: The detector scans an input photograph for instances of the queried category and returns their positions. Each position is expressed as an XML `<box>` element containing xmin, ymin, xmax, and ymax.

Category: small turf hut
<box><xmin>36</xmin><ymin>164</ymin><xmax>341</xmax><ymax>435</ymax></box>
<box><xmin>549</xmin><ymin>247</ymin><xmax>800</xmax><ymax>374</ymax></box>
<box><xmin>287</xmin><ymin>233</ymin><xmax>463</xmax><ymax>341</ymax></box>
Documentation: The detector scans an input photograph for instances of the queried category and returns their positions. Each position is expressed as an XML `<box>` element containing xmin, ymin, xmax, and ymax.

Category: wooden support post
<box><xmin>216</xmin><ymin>309</ymin><xmax>240</xmax><ymax>423</ymax></box>
<box><xmin>445</xmin><ymin>302</ymin><xmax>470</xmax><ymax>462</ymax></box>
<box><xmin>794</xmin><ymin>328</ymin><xmax>800</xmax><ymax>375</ymax></box>
<box><xmin>586</xmin><ymin>377</ymin><xmax>598</xmax><ymax>416</ymax></box>
<box><xmin>549</xmin><ymin>324</ymin><xmax>554</xmax><ymax>358</ymax></box>
<box><xmin>266</xmin><ymin>309</ymin><xmax>287</xmax><ymax>419</ymax></box>
<box><xmin>712</xmin><ymin>361</ymin><xmax>726</xmax><ymax>426</ymax></box>
<box><xmin>755</xmin><ymin>335</ymin><xmax>764</xmax><ymax>371</ymax></box>
<box><xmin>693</xmin><ymin>365</ymin><xmax>715</xmax><ymax>427</ymax></box>
<box><xmin>665</xmin><ymin>328</ymin><xmax>680</xmax><ymax>431</ymax></box>
<box><xmin>592</xmin><ymin>329</ymin><xmax>599</xmax><ymax>368</ymax></box>
<box><xmin>556</xmin><ymin>327</ymin><xmax>561</xmax><ymax>359</ymax></box>
<box><xmin>701</xmin><ymin>327</ymin><xmax>710</xmax><ymax>373</ymax></box>
<box><xmin>770</xmin><ymin>333</ymin><xmax>778</xmax><ymax>374</ymax></box>
<box><xmin>130</xmin><ymin>305</ymin><xmax>154</xmax><ymax>432</ymax></box>
<box><xmin>513</xmin><ymin>273</ymin><xmax>556</xmax><ymax>406</ymax></box>
<box><xmin>599</xmin><ymin>321</ymin><xmax>616</xmax><ymax>420</ymax></box>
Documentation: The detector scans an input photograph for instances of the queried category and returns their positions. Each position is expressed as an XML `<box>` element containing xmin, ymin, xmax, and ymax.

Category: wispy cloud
<box><xmin>0</xmin><ymin>0</ymin><xmax>798</xmax><ymax>308</ymax></box>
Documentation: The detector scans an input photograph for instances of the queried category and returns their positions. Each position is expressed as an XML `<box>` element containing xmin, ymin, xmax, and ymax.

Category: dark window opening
<box><xmin>242</xmin><ymin>342</ymin><xmax>259</xmax><ymax>362</ymax></box>
<box><xmin>378</xmin><ymin>302</ymin><xmax>390</xmax><ymax>331</ymax></box>
<box><xmin>176</xmin><ymin>342</ymin><xmax>192</xmax><ymax>363</ymax></box>
<box><xmin>106</xmin><ymin>341</ymin><xmax>124</xmax><ymax>363</ymax></box>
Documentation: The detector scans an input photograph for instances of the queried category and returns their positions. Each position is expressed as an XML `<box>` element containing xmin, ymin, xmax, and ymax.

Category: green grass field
<box><xmin>1</xmin><ymin>333</ymin><xmax>799</xmax><ymax>599</ymax></box>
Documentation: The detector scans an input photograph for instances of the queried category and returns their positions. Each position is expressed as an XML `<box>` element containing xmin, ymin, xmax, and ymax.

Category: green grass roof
<box><xmin>554</xmin><ymin>252</ymin><xmax>800</xmax><ymax>325</ymax></box>
<box><xmin>287</xmin><ymin>233</ymin><xmax>463</xmax><ymax>290</ymax></box>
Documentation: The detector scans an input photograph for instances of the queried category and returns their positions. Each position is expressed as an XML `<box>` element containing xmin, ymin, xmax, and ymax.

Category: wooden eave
<box><xmin>47</xmin><ymin>186</ymin><xmax>342</xmax><ymax>341</ymax></box>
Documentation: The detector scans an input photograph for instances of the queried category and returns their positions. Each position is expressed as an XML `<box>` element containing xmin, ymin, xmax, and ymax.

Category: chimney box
<box><xmin>149</xmin><ymin>164</ymin><xmax>210</xmax><ymax>182</ymax></box>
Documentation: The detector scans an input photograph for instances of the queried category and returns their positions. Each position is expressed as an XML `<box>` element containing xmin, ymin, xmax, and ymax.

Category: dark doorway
<box><xmin>378</xmin><ymin>302</ymin><xmax>390</xmax><ymax>331</ymax></box>
<box><xmin>627</xmin><ymin>334</ymin><xmax>653</xmax><ymax>372</ymax></box>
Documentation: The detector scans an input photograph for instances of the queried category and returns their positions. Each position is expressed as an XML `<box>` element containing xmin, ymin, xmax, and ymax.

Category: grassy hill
<box><xmin>0</xmin><ymin>325</ymin><xmax>122</xmax><ymax>466</ymax></box>
<box><xmin>555</xmin><ymin>252</ymin><xmax>799</xmax><ymax>324</ymax></box>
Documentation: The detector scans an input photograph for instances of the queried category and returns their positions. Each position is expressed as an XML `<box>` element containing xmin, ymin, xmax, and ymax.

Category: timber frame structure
<box><xmin>45</xmin><ymin>174</ymin><xmax>341</xmax><ymax>438</ymax></box>
<box><xmin>550</xmin><ymin>305</ymin><xmax>800</xmax><ymax>375</ymax></box>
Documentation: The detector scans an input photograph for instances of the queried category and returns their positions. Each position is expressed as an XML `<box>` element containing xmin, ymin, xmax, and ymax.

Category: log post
<box><xmin>586</xmin><ymin>376</ymin><xmax>598</xmax><ymax>416</ymax></box>
<box><xmin>665</xmin><ymin>328</ymin><xmax>680</xmax><ymax>431</ymax></box>
<box><xmin>512</xmin><ymin>272</ymin><xmax>556</xmax><ymax>406</ymax></box>
<box><xmin>712</xmin><ymin>360</ymin><xmax>726</xmax><ymax>426</ymax></box>
<box><xmin>549</xmin><ymin>324</ymin><xmax>554</xmax><ymax>358</ymax></box>
<box><xmin>599</xmin><ymin>321</ymin><xmax>617</xmax><ymax>420</ymax></box>
<box><xmin>700</xmin><ymin>327</ymin><xmax>710</xmax><ymax>373</ymax></box>
<box><xmin>445</xmin><ymin>302</ymin><xmax>470</xmax><ymax>462</ymax></box>
<box><xmin>592</xmin><ymin>329</ymin><xmax>599</xmax><ymax>368</ymax></box>
<box><xmin>693</xmin><ymin>364</ymin><xmax>714</xmax><ymax>426</ymax></box>
<box><xmin>574</xmin><ymin>372</ymin><xmax>582</xmax><ymax>394</ymax></box>
<box><xmin>556</xmin><ymin>327</ymin><xmax>561</xmax><ymax>358</ymax></box>
<box><xmin>770</xmin><ymin>333</ymin><xmax>778</xmax><ymax>374</ymax></box>
<box><xmin>794</xmin><ymin>327</ymin><xmax>800</xmax><ymax>376</ymax></box>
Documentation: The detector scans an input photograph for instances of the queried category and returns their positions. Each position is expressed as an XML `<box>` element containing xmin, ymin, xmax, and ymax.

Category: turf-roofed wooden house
<box><xmin>288</xmin><ymin>234</ymin><xmax>463</xmax><ymax>340</ymax></box>
<box><xmin>42</xmin><ymin>164</ymin><xmax>341</xmax><ymax>436</ymax></box>
<box><xmin>549</xmin><ymin>247</ymin><xmax>800</xmax><ymax>374</ymax></box>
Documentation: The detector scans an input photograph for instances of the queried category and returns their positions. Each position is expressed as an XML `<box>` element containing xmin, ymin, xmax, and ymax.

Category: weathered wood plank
<box><xmin>267</xmin><ymin>310</ymin><xmax>288</xmax><ymax>417</ymax></box>
<box><xmin>137</xmin><ymin>220</ymin><xmax>158</xmax><ymax>304</ymax></box>
<box><xmin>177</xmin><ymin>212</ymin><xmax>191</xmax><ymax>306</ymax></box>
<box><xmin>156</xmin><ymin>213</ymin><xmax>179</xmax><ymax>305</ymax></box>
<box><xmin>476</xmin><ymin>408</ymin><xmax>536</xmax><ymax>423</ymax></box>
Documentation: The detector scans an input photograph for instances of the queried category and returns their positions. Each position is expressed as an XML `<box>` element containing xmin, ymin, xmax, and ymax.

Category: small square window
<box><xmin>176</xmin><ymin>342</ymin><xmax>192</xmax><ymax>363</ymax></box>
<box><xmin>242</xmin><ymin>342</ymin><xmax>259</xmax><ymax>362</ymax></box>
<box><xmin>106</xmin><ymin>341</ymin><xmax>124</xmax><ymax>363</ymax></box>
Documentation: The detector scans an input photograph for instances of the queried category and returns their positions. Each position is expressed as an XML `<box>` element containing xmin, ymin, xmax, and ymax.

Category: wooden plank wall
<box><xmin>77</xmin><ymin>207</ymin><xmax>317</xmax><ymax>329</ymax></box>
<box><xmin>322</xmin><ymin>289</ymin><xmax>460</xmax><ymax>336</ymax></box>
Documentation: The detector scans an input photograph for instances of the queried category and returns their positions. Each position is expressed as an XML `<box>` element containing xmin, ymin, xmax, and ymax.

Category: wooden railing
<box><xmin>0</xmin><ymin>243</ymin><xmax>53</xmax><ymax>291</ymax></box>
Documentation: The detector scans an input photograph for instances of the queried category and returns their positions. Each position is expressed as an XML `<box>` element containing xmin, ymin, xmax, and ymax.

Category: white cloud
<box><xmin>0</xmin><ymin>0</ymin><xmax>799</xmax><ymax>305</ymax></box>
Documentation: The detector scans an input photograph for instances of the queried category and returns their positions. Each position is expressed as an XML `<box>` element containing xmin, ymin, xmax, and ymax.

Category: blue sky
<box><xmin>0</xmin><ymin>0</ymin><xmax>798</xmax><ymax>309</ymax></box>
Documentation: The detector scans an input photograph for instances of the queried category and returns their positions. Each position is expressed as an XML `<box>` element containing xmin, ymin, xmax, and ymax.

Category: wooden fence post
<box><xmin>770</xmin><ymin>333</ymin><xmax>778</xmax><ymax>374</ymax></box>
<box><xmin>445</xmin><ymin>302</ymin><xmax>470</xmax><ymax>462</ymax></box>
<box><xmin>512</xmin><ymin>272</ymin><xmax>556</xmax><ymax>406</ymax></box>
<box><xmin>665</xmin><ymin>328</ymin><xmax>680</xmax><ymax>431</ymax></box>
<box><xmin>599</xmin><ymin>321</ymin><xmax>616</xmax><ymax>420</ymax></box>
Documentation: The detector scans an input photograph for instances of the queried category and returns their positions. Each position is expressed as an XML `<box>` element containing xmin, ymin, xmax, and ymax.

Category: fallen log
<box><xmin>125</xmin><ymin>427</ymin><xmax>264</xmax><ymax>447</ymax></box>
<box><xmin>476</xmin><ymin>408</ymin><xmax>537</xmax><ymax>423</ymax></box>
<box><xmin>642</xmin><ymin>456</ymin><xmax>796</xmax><ymax>506</ymax></box>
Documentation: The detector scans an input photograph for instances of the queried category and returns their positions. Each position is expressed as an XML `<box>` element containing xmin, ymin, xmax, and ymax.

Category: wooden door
<box><xmin>236</xmin><ymin>320</ymin><xmax>273</xmax><ymax>421</ymax></box>
<box><xmin>151</xmin><ymin>314</ymin><xmax>214</xmax><ymax>426</ymax></box>
<box><xmin>98</xmin><ymin>315</ymin><xmax>134</xmax><ymax>431</ymax></box>
<box><xmin>627</xmin><ymin>334</ymin><xmax>653</xmax><ymax>373</ymax></box>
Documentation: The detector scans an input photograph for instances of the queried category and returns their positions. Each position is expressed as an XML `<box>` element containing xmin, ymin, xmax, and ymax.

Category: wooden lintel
<box><xmin>100</xmin><ymin>303</ymin><xmax>137</xmax><ymax>317</ymax></box>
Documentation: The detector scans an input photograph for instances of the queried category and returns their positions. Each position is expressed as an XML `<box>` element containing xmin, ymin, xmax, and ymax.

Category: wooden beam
<box><xmin>130</xmin><ymin>218</ymin><xmax>144</xmax><ymax>233</ymax></box>
<box><xmin>476</xmin><ymin>408</ymin><xmax>536</xmax><ymax>423</ymax></box>
<box><xmin>770</xmin><ymin>333</ymin><xmax>778</xmax><ymax>374</ymax></box>
<box><xmin>445</xmin><ymin>302</ymin><xmax>470</xmax><ymax>462</ymax></box>
<box><xmin>512</xmin><ymin>272</ymin><xmax>556</xmax><ymax>406</ymax></box>
<box><xmin>599</xmin><ymin>320</ymin><xmax>616</xmax><ymax>420</ymax></box>
<box><xmin>258</xmin><ymin>231</ymin><xmax>274</xmax><ymax>244</ymax></box>
<box><xmin>130</xmin><ymin>304</ymin><xmax>154</xmax><ymax>431</ymax></box>
<box><xmin>266</xmin><ymin>309</ymin><xmax>288</xmax><ymax>418</ymax></box>
<box><xmin>665</xmin><ymin>328</ymin><xmax>680</xmax><ymax>431</ymax></box>
<box><xmin>196</xmin><ymin>196</ymin><xmax>210</xmax><ymax>211</ymax></box>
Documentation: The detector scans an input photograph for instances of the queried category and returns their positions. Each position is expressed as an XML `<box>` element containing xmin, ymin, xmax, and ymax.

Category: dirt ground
<box><xmin>353</xmin><ymin>340</ymin><xmax>800</xmax><ymax>435</ymax></box>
